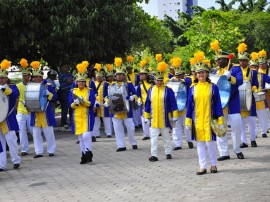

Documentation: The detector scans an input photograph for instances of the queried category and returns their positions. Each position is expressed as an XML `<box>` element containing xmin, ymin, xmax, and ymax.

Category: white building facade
<box><xmin>139</xmin><ymin>0</ymin><xmax>198</xmax><ymax>20</ymax></box>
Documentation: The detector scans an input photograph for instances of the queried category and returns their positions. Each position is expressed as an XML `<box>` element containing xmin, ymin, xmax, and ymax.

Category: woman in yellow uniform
<box><xmin>69</xmin><ymin>63</ymin><xmax>95</xmax><ymax>164</ymax></box>
<box><xmin>185</xmin><ymin>53</ymin><xmax>224</xmax><ymax>175</ymax></box>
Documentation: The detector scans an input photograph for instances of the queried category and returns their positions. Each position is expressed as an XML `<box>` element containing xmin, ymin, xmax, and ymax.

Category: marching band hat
<box><xmin>75</xmin><ymin>61</ymin><xmax>88</xmax><ymax>82</ymax></box>
<box><xmin>105</xmin><ymin>64</ymin><xmax>114</xmax><ymax>77</ymax></box>
<box><xmin>237</xmin><ymin>43</ymin><xmax>249</xmax><ymax>60</ymax></box>
<box><xmin>139</xmin><ymin>60</ymin><xmax>149</xmax><ymax>74</ymax></box>
<box><xmin>114</xmin><ymin>57</ymin><xmax>125</xmax><ymax>74</ymax></box>
<box><xmin>94</xmin><ymin>63</ymin><xmax>105</xmax><ymax>77</ymax></box>
<box><xmin>258</xmin><ymin>49</ymin><xmax>267</xmax><ymax>64</ymax></box>
<box><xmin>155</xmin><ymin>61</ymin><xmax>168</xmax><ymax>80</ymax></box>
<box><xmin>30</xmin><ymin>61</ymin><xmax>43</xmax><ymax>77</ymax></box>
<box><xmin>193</xmin><ymin>51</ymin><xmax>210</xmax><ymax>73</ymax></box>
<box><xmin>19</xmin><ymin>58</ymin><xmax>31</xmax><ymax>75</ymax></box>
<box><xmin>249</xmin><ymin>52</ymin><xmax>259</xmax><ymax>67</ymax></box>
<box><xmin>0</xmin><ymin>59</ymin><xmax>11</xmax><ymax>78</ymax></box>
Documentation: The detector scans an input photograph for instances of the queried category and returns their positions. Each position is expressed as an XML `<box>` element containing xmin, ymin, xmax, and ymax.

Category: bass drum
<box><xmin>25</xmin><ymin>83</ymin><xmax>47</xmax><ymax>112</ymax></box>
<box><xmin>166</xmin><ymin>81</ymin><xmax>187</xmax><ymax>112</ymax></box>
<box><xmin>108</xmin><ymin>83</ymin><xmax>130</xmax><ymax>114</ymax></box>
<box><xmin>238</xmin><ymin>81</ymin><xmax>252</xmax><ymax>111</ymax></box>
<box><xmin>0</xmin><ymin>90</ymin><xmax>9</xmax><ymax>122</ymax></box>
<box><xmin>209</xmin><ymin>74</ymin><xmax>231</xmax><ymax>109</ymax></box>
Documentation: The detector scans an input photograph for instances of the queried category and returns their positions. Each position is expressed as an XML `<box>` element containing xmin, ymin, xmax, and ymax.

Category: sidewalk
<box><xmin>1</xmin><ymin>126</ymin><xmax>270</xmax><ymax>202</ymax></box>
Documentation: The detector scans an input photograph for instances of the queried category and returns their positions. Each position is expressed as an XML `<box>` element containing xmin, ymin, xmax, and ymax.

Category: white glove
<box><xmin>79</xmin><ymin>96</ymin><xmax>84</xmax><ymax>103</ymax></box>
<box><xmin>223</xmin><ymin>70</ymin><xmax>231</xmax><ymax>79</ymax></box>
<box><xmin>104</xmin><ymin>102</ymin><xmax>109</xmax><ymax>107</ymax></box>
<box><xmin>94</xmin><ymin>100</ymin><xmax>100</xmax><ymax>108</ymax></box>
<box><xmin>137</xmin><ymin>101</ymin><xmax>142</xmax><ymax>107</ymax></box>
<box><xmin>172</xmin><ymin>118</ymin><xmax>178</xmax><ymax>122</ymax></box>
<box><xmin>144</xmin><ymin>118</ymin><xmax>150</xmax><ymax>125</ymax></box>
<box><xmin>46</xmin><ymin>90</ymin><xmax>50</xmax><ymax>95</ymax></box>
<box><xmin>129</xmin><ymin>95</ymin><xmax>134</xmax><ymax>101</ymax></box>
<box><xmin>74</xmin><ymin>98</ymin><xmax>80</xmax><ymax>105</ymax></box>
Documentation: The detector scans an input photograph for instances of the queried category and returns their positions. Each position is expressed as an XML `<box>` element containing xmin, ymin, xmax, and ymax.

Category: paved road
<box><xmin>1</xmin><ymin>126</ymin><xmax>270</xmax><ymax>202</ymax></box>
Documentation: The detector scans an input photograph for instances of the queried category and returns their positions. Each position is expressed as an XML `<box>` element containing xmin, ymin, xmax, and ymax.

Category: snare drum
<box><xmin>209</xmin><ymin>74</ymin><xmax>231</xmax><ymax>108</ymax></box>
<box><xmin>166</xmin><ymin>81</ymin><xmax>187</xmax><ymax>111</ymax></box>
<box><xmin>25</xmin><ymin>83</ymin><xmax>47</xmax><ymax>112</ymax></box>
<box><xmin>0</xmin><ymin>90</ymin><xmax>9</xmax><ymax>122</ymax></box>
<box><xmin>238</xmin><ymin>81</ymin><xmax>252</xmax><ymax>110</ymax></box>
<box><xmin>108</xmin><ymin>83</ymin><xmax>130</xmax><ymax>114</ymax></box>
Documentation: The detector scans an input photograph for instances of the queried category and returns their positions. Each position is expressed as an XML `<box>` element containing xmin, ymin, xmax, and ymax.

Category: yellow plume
<box><xmin>210</xmin><ymin>40</ymin><xmax>220</xmax><ymax>52</ymax></box>
<box><xmin>82</xmin><ymin>61</ymin><xmax>89</xmax><ymax>68</ymax></box>
<box><xmin>114</xmin><ymin>57</ymin><xmax>122</xmax><ymax>67</ymax></box>
<box><xmin>237</xmin><ymin>43</ymin><xmax>247</xmax><ymax>53</ymax></box>
<box><xmin>194</xmin><ymin>51</ymin><xmax>205</xmax><ymax>63</ymax></box>
<box><xmin>94</xmin><ymin>63</ymin><xmax>102</xmax><ymax>71</ymax></box>
<box><xmin>76</xmin><ymin>63</ymin><xmax>87</xmax><ymax>73</ymax></box>
<box><xmin>140</xmin><ymin>60</ymin><xmax>147</xmax><ymax>68</ymax></box>
<box><xmin>189</xmin><ymin>58</ymin><xmax>197</xmax><ymax>66</ymax></box>
<box><xmin>127</xmin><ymin>55</ymin><xmax>134</xmax><ymax>63</ymax></box>
<box><xmin>157</xmin><ymin>62</ymin><xmax>168</xmax><ymax>72</ymax></box>
<box><xmin>169</xmin><ymin>57</ymin><xmax>174</xmax><ymax>65</ymax></box>
<box><xmin>106</xmin><ymin>64</ymin><xmax>113</xmax><ymax>71</ymax></box>
<box><xmin>250</xmin><ymin>52</ymin><xmax>258</xmax><ymax>61</ymax></box>
<box><xmin>30</xmin><ymin>61</ymin><xmax>40</xmax><ymax>70</ymax></box>
<box><xmin>155</xmin><ymin>54</ymin><xmax>162</xmax><ymax>62</ymax></box>
<box><xmin>258</xmin><ymin>49</ymin><xmax>267</xmax><ymax>57</ymax></box>
<box><xmin>203</xmin><ymin>59</ymin><xmax>211</xmax><ymax>68</ymax></box>
<box><xmin>20</xmin><ymin>58</ymin><xmax>28</xmax><ymax>68</ymax></box>
<box><xmin>0</xmin><ymin>59</ymin><xmax>11</xmax><ymax>70</ymax></box>
<box><xmin>172</xmin><ymin>57</ymin><xmax>182</xmax><ymax>68</ymax></box>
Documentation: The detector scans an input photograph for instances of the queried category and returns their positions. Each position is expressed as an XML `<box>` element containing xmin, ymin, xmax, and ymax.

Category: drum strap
<box><xmin>7</xmin><ymin>107</ymin><xmax>15</xmax><ymax>117</ymax></box>
<box><xmin>127</xmin><ymin>74</ymin><xmax>131</xmax><ymax>81</ymax></box>
<box><xmin>142</xmin><ymin>81</ymin><xmax>148</xmax><ymax>94</ymax></box>
<box><xmin>96</xmin><ymin>81</ymin><xmax>102</xmax><ymax>92</ymax></box>
<box><xmin>246</xmin><ymin>68</ymin><xmax>250</xmax><ymax>78</ymax></box>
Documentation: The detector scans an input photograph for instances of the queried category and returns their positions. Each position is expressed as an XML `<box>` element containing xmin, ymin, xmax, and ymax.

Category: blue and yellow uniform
<box><xmin>95</xmin><ymin>81</ymin><xmax>110</xmax><ymax>117</ymax></box>
<box><xmin>137</xmin><ymin>80</ymin><xmax>152</xmax><ymax>115</ymax></box>
<box><xmin>72</xmin><ymin>79</ymin><xmax>97</xmax><ymax>95</ymax></box>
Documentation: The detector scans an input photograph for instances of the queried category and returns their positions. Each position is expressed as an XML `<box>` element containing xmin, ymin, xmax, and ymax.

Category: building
<box><xmin>139</xmin><ymin>0</ymin><xmax>198</xmax><ymax>20</ymax></box>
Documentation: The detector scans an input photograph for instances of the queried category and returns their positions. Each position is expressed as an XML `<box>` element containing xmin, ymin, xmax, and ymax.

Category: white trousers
<box><xmin>172</xmin><ymin>115</ymin><xmax>192</xmax><ymax>147</ymax></box>
<box><xmin>256</xmin><ymin>109</ymin><xmax>268</xmax><ymax>134</ymax></box>
<box><xmin>241</xmin><ymin>116</ymin><xmax>256</xmax><ymax>143</ymax></box>
<box><xmin>112</xmin><ymin>118</ymin><xmax>137</xmax><ymax>148</ymax></box>
<box><xmin>150</xmin><ymin>127</ymin><xmax>172</xmax><ymax>157</ymax></box>
<box><xmin>197</xmin><ymin>141</ymin><xmax>217</xmax><ymax>169</ymax></box>
<box><xmin>33</xmin><ymin>126</ymin><xmax>56</xmax><ymax>155</ymax></box>
<box><xmin>0</xmin><ymin>130</ymin><xmax>21</xmax><ymax>170</ymax></box>
<box><xmin>133</xmin><ymin>108</ymin><xmax>141</xmax><ymax>126</ymax></box>
<box><xmin>78</xmin><ymin>132</ymin><xmax>92</xmax><ymax>153</ymax></box>
<box><xmin>266</xmin><ymin>108</ymin><xmax>270</xmax><ymax>128</ymax></box>
<box><xmin>93</xmin><ymin>117</ymin><xmax>113</xmax><ymax>137</ymax></box>
<box><xmin>16</xmin><ymin>113</ymin><xmax>33</xmax><ymax>153</ymax></box>
<box><xmin>217</xmin><ymin>113</ymin><xmax>242</xmax><ymax>156</ymax></box>
<box><xmin>141</xmin><ymin>116</ymin><xmax>150</xmax><ymax>137</ymax></box>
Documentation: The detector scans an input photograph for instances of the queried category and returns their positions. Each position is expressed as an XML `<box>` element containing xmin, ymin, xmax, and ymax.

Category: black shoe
<box><xmin>217</xmin><ymin>156</ymin><xmax>230</xmax><ymax>161</ymax></box>
<box><xmin>13</xmin><ymin>164</ymin><xmax>20</xmax><ymax>169</ymax></box>
<box><xmin>132</xmin><ymin>145</ymin><xmax>138</xmax><ymax>150</ymax></box>
<box><xmin>80</xmin><ymin>153</ymin><xmax>87</xmax><ymax>164</ymax></box>
<box><xmin>92</xmin><ymin>136</ymin><xmax>96</xmax><ymax>142</ymax></box>
<box><xmin>210</xmin><ymin>166</ymin><xmax>218</xmax><ymax>173</ymax></box>
<box><xmin>107</xmin><ymin>135</ymin><xmax>112</xmax><ymax>138</ymax></box>
<box><xmin>33</xmin><ymin>154</ymin><xmax>43</xmax><ymax>158</ymax></box>
<box><xmin>48</xmin><ymin>153</ymin><xmax>54</xmax><ymax>157</ymax></box>
<box><xmin>85</xmin><ymin>149</ymin><xmax>93</xmax><ymax>162</ymax></box>
<box><xmin>262</xmin><ymin>134</ymin><xmax>267</xmax><ymax>138</ymax></box>
<box><xmin>251</xmin><ymin>140</ymin><xmax>257</xmax><ymax>147</ymax></box>
<box><xmin>116</xmin><ymin>147</ymin><xmax>126</xmax><ymax>152</ymax></box>
<box><xmin>173</xmin><ymin>147</ymin><xmax>182</xmax><ymax>150</ymax></box>
<box><xmin>21</xmin><ymin>152</ymin><xmax>28</xmax><ymax>156</ymax></box>
<box><xmin>196</xmin><ymin>169</ymin><xmax>207</xmax><ymax>175</ymax></box>
<box><xmin>188</xmin><ymin>142</ymin><xmax>194</xmax><ymax>149</ymax></box>
<box><xmin>159</xmin><ymin>133</ymin><xmax>162</xmax><ymax>136</ymax></box>
<box><xmin>166</xmin><ymin>154</ymin><xmax>172</xmax><ymax>159</ymax></box>
<box><xmin>149</xmin><ymin>156</ymin><xmax>158</xmax><ymax>162</ymax></box>
<box><xmin>0</xmin><ymin>168</ymin><xmax>5</xmax><ymax>172</ymax></box>
<box><xmin>236</xmin><ymin>152</ymin><xmax>244</xmax><ymax>159</ymax></box>
<box><xmin>76</xmin><ymin>140</ymin><xmax>79</xmax><ymax>144</ymax></box>
<box><xmin>96</xmin><ymin>136</ymin><xmax>101</xmax><ymax>138</ymax></box>
<box><xmin>240</xmin><ymin>142</ymin><xmax>248</xmax><ymax>148</ymax></box>
<box><xmin>142</xmin><ymin>137</ymin><xmax>150</xmax><ymax>140</ymax></box>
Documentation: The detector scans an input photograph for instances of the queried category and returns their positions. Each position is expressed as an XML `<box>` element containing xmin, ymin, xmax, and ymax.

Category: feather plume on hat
<box><xmin>126</xmin><ymin>55</ymin><xmax>134</xmax><ymax>63</ymax></box>
<box><xmin>0</xmin><ymin>59</ymin><xmax>11</xmax><ymax>70</ymax></box>
<box><xmin>155</xmin><ymin>54</ymin><xmax>162</xmax><ymax>62</ymax></box>
<box><xmin>30</xmin><ymin>61</ymin><xmax>41</xmax><ymax>70</ymax></box>
<box><xmin>237</xmin><ymin>43</ymin><xmax>247</xmax><ymax>53</ymax></box>
<box><xmin>194</xmin><ymin>51</ymin><xmax>205</xmax><ymax>63</ymax></box>
<box><xmin>258</xmin><ymin>49</ymin><xmax>267</xmax><ymax>57</ymax></box>
<box><xmin>210</xmin><ymin>40</ymin><xmax>220</xmax><ymax>54</ymax></box>
<box><xmin>20</xmin><ymin>58</ymin><xmax>28</xmax><ymax>68</ymax></box>
<box><xmin>94</xmin><ymin>63</ymin><xmax>102</xmax><ymax>71</ymax></box>
<box><xmin>106</xmin><ymin>64</ymin><xmax>113</xmax><ymax>71</ymax></box>
<box><xmin>76</xmin><ymin>63</ymin><xmax>87</xmax><ymax>73</ymax></box>
<box><xmin>114</xmin><ymin>57</ymin><xmax>122</xmax><ymax>67</ymax></box>
<box><xmin>250</xmin><ymin>52</ymin><xmax>259</xmax><ymax>61</ymax></box>
<box><xmin>172</xmin><ymin>57</ymin><xmax>182</xmax><ymax>68</ymax></box>
<box><xmin>157</xmin><ymin>61</ymin><xmax>168</xmax><ymax>72</ymax></box>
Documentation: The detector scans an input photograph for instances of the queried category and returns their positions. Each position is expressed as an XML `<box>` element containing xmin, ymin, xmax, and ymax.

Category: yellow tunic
<box><xmin>71</xmin><ymin>88</ymin><xmax>91</xmax><ymax>135</ymax></box>
<box><xmin>193</xmin><ymin>82</ymin><xmax>212</xmax><ymax>141</ymax></box>
<box><xmin>140</xmin><ymin>81</ymin><xmax>151</xmax><ymax>105</ymax></box>
<box><xmin>127</xmin><ymin>73</ymin><xmax>136</xmax><ymax>85</ymax></box>
<box><xmin>95</xmin><ymin>81</ymin><xmax>104</xmax><ymax>117</ymax></box>
<box><xmin>16</xmin><ymin>82</ymin><xmax>29</xmax><ymax>115</ymax></box>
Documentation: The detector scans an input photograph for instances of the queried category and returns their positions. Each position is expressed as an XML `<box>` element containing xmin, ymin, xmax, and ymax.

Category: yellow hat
<box><xmin>155</xmin><ymin>61</ymin><xmax>168</xmax><ymax>80</ymax></box>
<box><xmin>75</xmin><ymin>62</ymin><xmax>87</xmax><ymax>82</ymax></box>
<box><xmin>19</xmin><ymin>58</ymin><xmax>31</xmax><ymax>75</ymax></box>
<box><xmin>258</xmin><ymin>49</ymin><xmax>267</xmax><ymax>64</ymax></box>
<box><xmin>210</xmin><ymin>40</ymin><xmax>230</xmax><ymax>59</ymax></box>
<box><xmin>194</xmin><ymin>51</ymin><xmax>210</xmax><ymax>73</ymax></box>
<box><xmin>105</xmin><ymin>64</ymin><xmax>114</xmax><ymax>77</ymax></box>
<box><xmin>249</xmin><ymin>52</ymin><xmax>259</xmax><ymax>66</ymax></box>
<box><xmin>114</xmin><ymin>57</ymin><xmax>125</xmax><ymax>74</ymax></box>
<box><xmin>30</xmin><ymin>61</ymin><xmax>43</xmax><ymax>77</ymax></box>
<box><xmin>237</xmin><ymin>43</ymin><xmax>249</xmax><ymax>60</ymax></box>
<box><xmin>189</xmin><ymin>57</ymin><xmax>196</xmax><ymax>72</ymax></box>
<box><xmin>139</xmin><ymin>60</ymin><xmax>149</xmax><ymax>74</ymax></box>
<box><xmin>94</xmin><ymin>63</ymin><xmax>105</xmax><ymax>77</ymax></box>
<box><xmin>0</xmin><ymin>59</ymin><xmax>11</xmax><ymax>78</ymax></box>
<box><xmin>171</xmin><ymin>57</ymin><xmax>185</xmax><ymax>75</ymax></box>
<box><xmin>126</xmin><ymin>55</ymin><xmax>134</xmax><ymax>66</ymax></box>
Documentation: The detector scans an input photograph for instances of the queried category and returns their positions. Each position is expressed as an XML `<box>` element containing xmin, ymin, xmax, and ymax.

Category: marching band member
<box><xmin>170</xmin><ymin>57</ymin><xmax>193</xmax><ymax>150</ymax></box>
<box><xmin>189</xmin><ymin>57</ymin><xmax>197</xmax><ymax>85</ymax></box>
<box><xmin>69</xmin><ymin>63</ymin><xmax>95</xmax><ymax>164</ymax></box>
<box><xmin>136</xmin><ymin>60</ymin><xmax>152</xmax><ymax>140</ymax></box>
<box><xmin>185</xmin><ymin>55</ymin><xmax>224</xmax><ymax>175</ymax></box>
<box><xmin>0</xmin><ymin>59</ymin><xmax>21</xmax><ymax>171</ymax></box>
<box><xmin>92</xmin><ymin>64</ymin><xmax>112</xmax><ymax>138</ymax></box>
<box><xmin>237</xmin><ymin>44</ymin><xmax>258</xmax><ymax>148</ymax></box>
<box><xmin>16</xmin><ymin>58</ymin><xmax>33</xmax><ymax>156</ymax></box>
<box><xmin>106</xmin><ymin>57</ymin><xmax>138</xmax><ymax>152</ymax></box>
<box><xmin>210</xmin><ymin>40</ymin><xmax>244</xmax><ymax>160</ymax></box>
<box><xmin>30</xmin><ymin>61</ymin><xmax>57</xmax><ymax>158</ymax></box>
<box><xmin>186</xmin><ymin>52</ymin><xmax>224</xmax><ymax>175</ymax></box>
<box><xmin>144</xmin><ymin>61</ymin><xmax>178</xmax><ymax>162</ymax></box>
<box><xmin>254</xmin><ymin>50</ymin><xmax>270</xmax><ymax>138</ymax></box>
